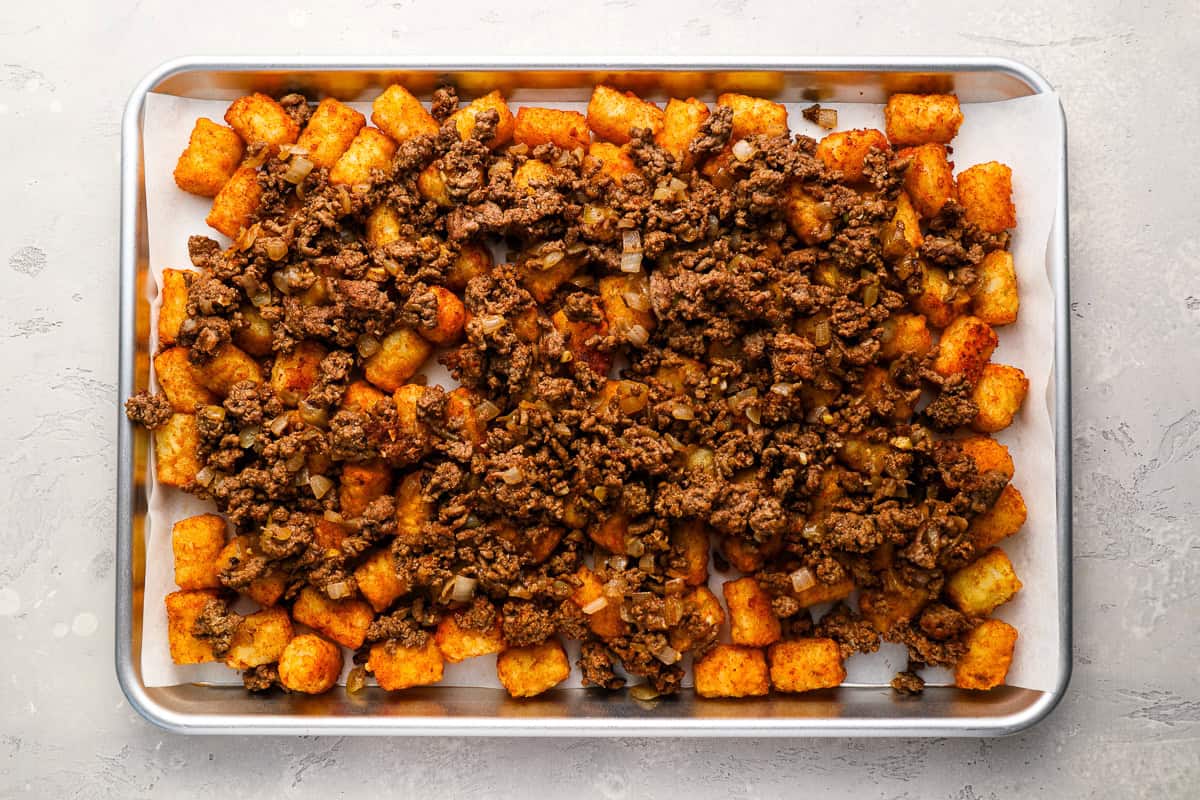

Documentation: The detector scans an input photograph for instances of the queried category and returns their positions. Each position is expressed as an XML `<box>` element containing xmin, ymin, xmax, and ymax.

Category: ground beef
<box><xmin>127</xmin><ymin>85</ymin><xmax>1023</xmax><ymax>699</ymax></box>
<box><xmin>192</xmin><ymin>597</ymin><xmax>241</xmax><ymax>658</ymax></box>
<box><xmin>577</xmin><ymin>642</ymin><xmax>625</xmax><ymax>690</ymax></box>
<box><xmin>124</xmin><ymin>391</ymin><xmax>172</xmax><ymax>429</ymax></box>
<box><xmin>243</xmin><ymin>664</ymin><xmax>279</xmax><ymax>692</ymax></box>
<box><xmin>890</xmin><ymin>669</ymin><xmax>925</xmax><ymax>695</ymax></box>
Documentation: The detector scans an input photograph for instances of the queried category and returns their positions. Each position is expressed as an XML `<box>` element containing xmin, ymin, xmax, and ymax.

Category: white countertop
<box><xmin>1</xmin><ymin>1</ymin><xmax>1196</xmax><ymax>797</ymax></box>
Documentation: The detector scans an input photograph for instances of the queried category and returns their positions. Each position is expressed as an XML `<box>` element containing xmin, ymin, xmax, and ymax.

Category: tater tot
<box><xmin>296</xmin><ymin>97</ymin><xmax>366</xmax><ymax>168</ymax></box>
<box><xmin>278</xmin><ymin>634</ymin><xmax>343</xmax><ymax>694</ymax></box>
<box><xmin>885</xmin><ymin>93</ymin><xmax>964</xmax><ymax>145</ymax></box>
<box><xmin>173</xmin><ymin>118</ymin><xmax>244</xmax><ymax>197</ymax></box>
<box><xmin>514</xmin><ymin>106</ymin><xmax>589</xmax><ymax>150</ymax></box>
<box><xmin>586</xmin><ymin>84</ymin><xmax>664</xmax><ymax>145</ymax></box>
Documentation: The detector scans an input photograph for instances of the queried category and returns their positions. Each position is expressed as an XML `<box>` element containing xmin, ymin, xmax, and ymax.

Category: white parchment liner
<box><xmin>139</xmin><ymin>90</ymin><xmax>1063</xmax><ymax>692</ymax></box>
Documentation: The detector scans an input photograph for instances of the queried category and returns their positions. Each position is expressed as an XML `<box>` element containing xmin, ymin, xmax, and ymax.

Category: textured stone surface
<box><xmin>1</xmin><ymin>0</ymin><xmax>1197</xmax><ymax>797</ymax></box>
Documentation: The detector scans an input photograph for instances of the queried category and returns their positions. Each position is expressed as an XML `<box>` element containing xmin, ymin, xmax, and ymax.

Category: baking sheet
<box><xmin>139</xmin><ymin>89</ymin><xmax>1063</xmax><ymax>692</ymax></box>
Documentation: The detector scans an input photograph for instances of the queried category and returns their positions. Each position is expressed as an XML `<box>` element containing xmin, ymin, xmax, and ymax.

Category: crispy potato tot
<box><xmin>958</xmin><ymin>161</ymin><xmax>1016</xmax><ymax>233</ymax></box>
<box><xmin>585</xmin><ymin>141</ymin><xmax>639</xmax><ymax>183</ymax></box>
<box><xmin>514</xmin><ymin>106</ymin><xmax>589</xmax><ymax>150</ymax></box>
<box><xmin>419</xmin><ymin>286</ymin><xmax>468</xmax><ymax>345</ymax></box>
<box><xmin>366</xmin><ymin>204</ymin><xmax>402</xmax><ymax>249</ymax></box>
<box><xmin>792</xmin><ymin>576</ymin><xmax>855</xmax><ymax>608</ymax></box>
<box><xmin>971</xmin><ymin>250</ymin><xmax>1019</xmax><ymax>325</ymax></box>
<box><xmin>911</xmin><ymin>264</ymin><xmax>970</xmax><ymax>329</ymax></box>
<box><xmin>155</xmin><ymin>413</ymin><xmax>201</xmax><ymax>488</ymax></box>
<box><xmin>295</xmin><ymin>97</ymin><xmax>366</xmax><ymax>168</ymax></box>
<box><xmin>885</xmin><ymin>93</ymin><xmax>963</xmax><ymax>145</ymax></box>
<box><xmin>496</xmin><ymin>639</ymin><xmax>570</xmax><ymax>698</ymax></box>
<box><xmin>198</xmin><ymin>343</ymin><xmax>263</xmax><ymax>396</ymax></box>
<box><xmin>448</xmin><ymin>90</ymin><xmax>515</xmax><ymax>149</ymax></box>
<box><xmin>879</xmin><ymin>313</ymin><xmax>933</xmax><ymax>359</ymax></box>
<box><xmin>171</xmin><ymin>513</ymin><xmax>226</xmax><ymax>590</ymax></box>
<box><xmin>369</xmin><ymin>639</ymin><xmax>445</xmax><ymax>691</ymax></box>
<box><xmin>174</xmin><ymin>118</ymin><xmax>244</xmax><ymax>197</ymax></box>
<box><xmin>933</xmin><ymin>315</ymin><xmax>998</xmax><ymax>383</ymax></box>
<box><xmin>518</xmin><ymin>252</ymin><xmax>580</xmax><ymax>304</ymax></box>
<box><xmin>889</xmin><ymin>191</ymin><xmax>924</xmax><ymax>254</ymax></box>
<box><xmin>656</xmin><ymin>97</ymin><xmax>710</xmax><ymax>166</ymax></box>
<box><xmin>955</xmin><ymin>619</ymin><xmax>1018</xmax><ymax>690</ymax></box>
<box><xmin>816</xmin><ymin>128</ymin><xmax>890</xmax><ymax>182</ymax></box>
<box><xmin>395</xmin><ymin>470</ymin><xmax>434</xmax><ymax>544</ymax></box>
<box><xmin>446</xmin><ymin>242</ymin><xmax>494</xmax><ymax>291</ymax></box>
<box><xmin>593</xmin><ymin>378</ymin><xmax>650</xmax><ymax>417</ymax></box>
<box><xmin>959</xmin><ymin>435</ymin><xmax>1015</xmax><ymax>480</ymax></box>
<box><xmin>588</xmin><ymin>512</ymin><xmax>628</xmax><ymax>554</ymax></box>
<box><xmin>329</xmin><ymin>127</ymin><xmax>398</xmax><ymax>186</ymax></box>
<box><xmin>947</xmin><ymin>547</ymin><xmax>1023</xmax><ymax>617</ymax></box>
<box><xmin>234</xmin><ymin>304</ymin><xmax>274</xmax><ymax>356</ymax></box>
<box><xmin>551</xmin><ymin>306</ymin><xmax>612</xmax><ymax>376</ymax></box>
<box><xmin>291</xmin><ymin>586</ymin><xmax>374</xmax><ymax>650</ymax></box>
<box><xmin>784</xmin><ymin>182</ymin><xmax>834</xmax><ymax>245</ymax></box>
<box><xmin>225</xmin><ymin>607</ymin><xmax>293</xmax><ymax>671</ymax></box>
<box><xmin>278</xmin><ymin>634</ymin><xmax>343</xmax><ymax>694</ymax></box>
<box><xmin>270</xmin><ymin>340</ymin><xmax>326</xmax><ymax>406</ymax></box>
<box><xmin>392</xmin><ymin>383</ymin><xmax>432</xmax><ymax>450</ymax></box>
<box><xmin>598</xmin><ymin>273</ymin><xmax>655</xmax><ymax>344</ymax></box>
<box><xmin>969</xmin><ymin>484</ymin><xmax>1027</xmax><ymax>552</ymax></box>
<box><xmin>157</xmin><ymin>269</ymin><xmax>192</xmax><ymax>347</ymax></box>
<box><xmin>860</xmin><ymin>584</ymin><xmax>931</xmax><ymax>634</ymax></box>
<box><xmin>371</xmin><ymin>84</ymin><xmax>439</xmax><ymax>142</ymax></box>
<box><xmin>435</xmin><ymin>613</ymin><xmax>506</xmax><ymax>663</ymax></box>
<box><xmin>340</xmin><ymin>380</ymin><xmax>386</xmax><ymax>413</ymax></box>
<box><xmin>339</xmin><ymin>459</ymin><xmax>391</xmax><ymax>519</ymax></box>
<box><xmin>694</xmin><ymin>644</ymin><xmax>770</xmax><ymax>698</ymax></box>
<box><xmin>971</xmin><ymin>363</ymin><xmax>1029</xmax><ymax>433</ymax></box>
<box><xmin>363</xmin><ymin>327</ymin><xmax>432</xmax><ymax>392</ymax></box>
<box><xmin>206</xmin><ymin>166</ymin><xmax>262</xmax><ymax>238</ymax></box>
<box><xmin>716</xmin><ymin>92</ymin><xmax>788</xmax><ymax>138</ymax></box>
<box><xmin>512</xmin><ymin>158</ymin><xmax>558</xmax><ymax>195</ymax></box>
<box><xmin>724</xmin><ymin>577</ymin><xmax>782</xmax><ymax>647</ymax></box>
<box><xmin>313</xmin><ymin>514</ymin><xmax>349</xmax><ymax>552</ymax></box>
<box><xmin>224</xmin><ymin>93</ymin><xmax>299</xmax><ymax>149</ymax></box>
<box><xmin>446</xmin><ymin>387</ymin><xmax>486</xmax><ymax>447</ymax></box>
<box><xmin>901</xmin><ymin>143</ymin><xmax>956</xmax><ymax>218</ymax></box>
<box><xmin>570</xmin><ymin>565</ymin><xmax>627</xmax><ymax>640</ymax></box>
<box><xmin>668</xmin><ymin>519</ymin><xmax>710</xmax><ymax>587</ymax></box>
<box><xmin>154</xmin><ymin>347</ymin><xmax>216</xmax><ymax>413</ymax></box>
<box><xmin>214</xmin><ymin>535</ymin><xmax>286</xmax><ymax>607</ymax></box>
<box><xmin>165</xmin><ymin>589</ymin><xmax>220</xmax><ymax>664</ymax></box>
<box><xmin>862</xmin><ymin>365</ymin><xmax>917</xmax><ymax>422</ymax></box>
<box><xmin>768</xmin><ymin>638</ymin><xmax>846</xmax><ymax>693</ymax></box>
<box><xmin>354</xmin><ymin>547</ymin><xmax>409</xmax><ymax>612</ymax></box>
<box><xmin>720</xmin><ymin>530</ymin><xmax>783</xmax><ymax>574</ymax></box>
<box><xmin>669</xmin><ymin>586</ymin><xmax>725</xmax><ymax>652</ymax></box>
<box><xmin>586</xmin><ymin>85</ymin><xmax>664</xmax><ymax>145</ymax></box>
<box><xmin>416</xmin><ymin>162</ymin><xmax>452</xmax><ymax>207</ymax></box>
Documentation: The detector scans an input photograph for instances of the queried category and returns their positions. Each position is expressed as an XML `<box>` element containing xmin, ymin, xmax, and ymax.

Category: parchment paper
<box><xmin>140</xmin><ymin>90</ymin><xmax>1063</xmax><ymax>692</ymax></box>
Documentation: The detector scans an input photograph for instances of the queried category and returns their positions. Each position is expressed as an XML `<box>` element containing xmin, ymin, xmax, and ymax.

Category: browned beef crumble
<box><xmin>128</xmin><ymin>89</ymin><xmax>1019</xmax><ymax>697</ymax></box>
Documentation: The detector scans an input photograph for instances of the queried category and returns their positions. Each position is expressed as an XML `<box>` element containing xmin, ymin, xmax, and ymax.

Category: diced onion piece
<box><xmin>323</xmin><ymin>509</ymin><xmax>344</xmax><ymax>523</ymax></box>
<box><xmin>195</xmin><ymin>466</ymin><xmax>215</xmax><ymax>487</ymax></box>
<box><xmin>299</xmin><ymin>401</ymin><xmax>328</xmax><ymax>428</ymax></box>
<box><xmin>269</xmin><ymin>414</ymin><xmax>291</xmax><ymax>436</ymax></box>
<box><xmin>625</xmin><ymin>538</ymin><xmax>646</xmax><ymax>558</ymax></box>
<box><xmin>356</xmin><ymin>334</ymin><xmax>380</xmax><ymax>358</ymax></box>
<box><xmin>863</xmin><ymin>283</ymin><xmax>879</xmax><ymax>307</ymax></box>
<box><xmin>731</xmin><ymin>139</ymin><xmax>755</xmax><ymax>161</ymax></box>
<box><xmin>250</xmin><ymin>287</ymin><xmax>272</xmax><ymax>308</ymax></box>
<box><xmin>582</xmin><ymin>204</ymin><xmax>609</xmax><ymax>225</ymax></box>
<box><xmin>619</xmin><ymin>251</ymin><xmax>644</xmax><ymax>273</ymax></box>
<box><xmin>449</xmin><ymin>574</ymin><xmax>478</xmax><ymax>603</ymax></box>
<box><xmin>476</xmin><ymin>399</ymin><xmax>501</xmax><ymax>421</ymax></box>
<box><xmin>652</xmin><ymin>644</ymin><xmax>681</xmax><ymax>665</ymax></box>
<box><xmin>498</xmin><ymin>466</ymin><xmax>523</xmax><ymax>485</ymax></box>
<box><xmin>265</xmin><ymin>239</ymin><xmax>288</xmax><ymax>262</ymax></box>
<box><xmin>890</xmin><ymin>436</ymin><xmax>913</xmax><ymax>451</ymax></box>
<box><xmin>791</xmin><ymin>567</ymin><xmax>817</xmax><ymax>593</ymax></box>
<box><xmin>630</xmin><ymin>684</ymin><xmax>660</xmax><ymax>701</ymax></box>
<box><xmin>625</xmin><ymin>323</ymin><xmax>649</xmax><ymax>346</ymax></box>
<box><xmin>235</xmin><ymin>223</ymin><xmax>260</xmax><ymax>252</ymax></box>
<box><xmin>663</xmin><ymin>433</ymin><xmax>686</xmax><ymax>451</ymax></box>
<box><xmin>621</xmin><ymin>230</ymin><xmax>642</xmax><ymax>253</ymax></box>
<box><xmin>817</xmin><ymin>108</ymin><xmax>838</xmax><ymax>130</ymax></box>
<box><xmin>669</xmin><ymin>176</ymin><xmax>688</xmax><ymax>193</ymax></box>
<box><xmin>346</xmin><ymin>665</ymin><xmax>367</xmax><ymax>695</ymax></box>
<box><xmin>813</xmin><ymin>320</ymin><xmax>832</xmax><ymax>347</ymax></box>
<box><xmin>623</xmin><ymin>290</ymin><xmax>650</xmax><ymax>312</ymax></box>
<box><xmin>326</xmin><ymin>580</ymin><xmax>351</xmax><ymax>600</ymax></box>
<box><xmin>270</xmin><ymin>270</ymin><xmax>293</xmax><ymax>296</ymax></box>
<box><xmin>283</xmin><ymin>156</ymin><xmax>314</xmax><ymax>185</ymax></box>
<box><xmin>477</xmin><ymin>314</ymin><xmax>506</xmax><ymax>334</ymax></box>
<box><xmin>770</xmin><ymin>382</ymin><xmax>793</xmax><ymax>396</ymax></box>
<box><xmin>239</xmin><ymin>425</ymin><xmax>260</xmax><ymax>449</ymax></box>
<box><xmin>670</xmin><ymin>403</ymin><xmax>695</xmax><ymax>421</ymax></box>
<box><xmin>580</xmin><ymin>597</ymin><xmax>609</xmax><ymax>615</ymax></box>
<box><xmin>285</xmin><ymin>452</ymin><xmax>306</xmax><ymax>472</ymax></box>
<box><xmin>745</xmin><ymin>404</ymin><xmax>762</xmax><ymax>425</ymax></box>
<box><xmin>309</xmin><ymin>474</ymin><xmax>334</xmax><ymax>499</ymax></box>
<box><xmin>652</xmin><ymin>185</ymin><xmax>674</xmax><ymax>202</ymax></box>
<box><xmin>542</xmin><ymin>249</ymin><xmax>565</xmax><ymax>268</ymax></box>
